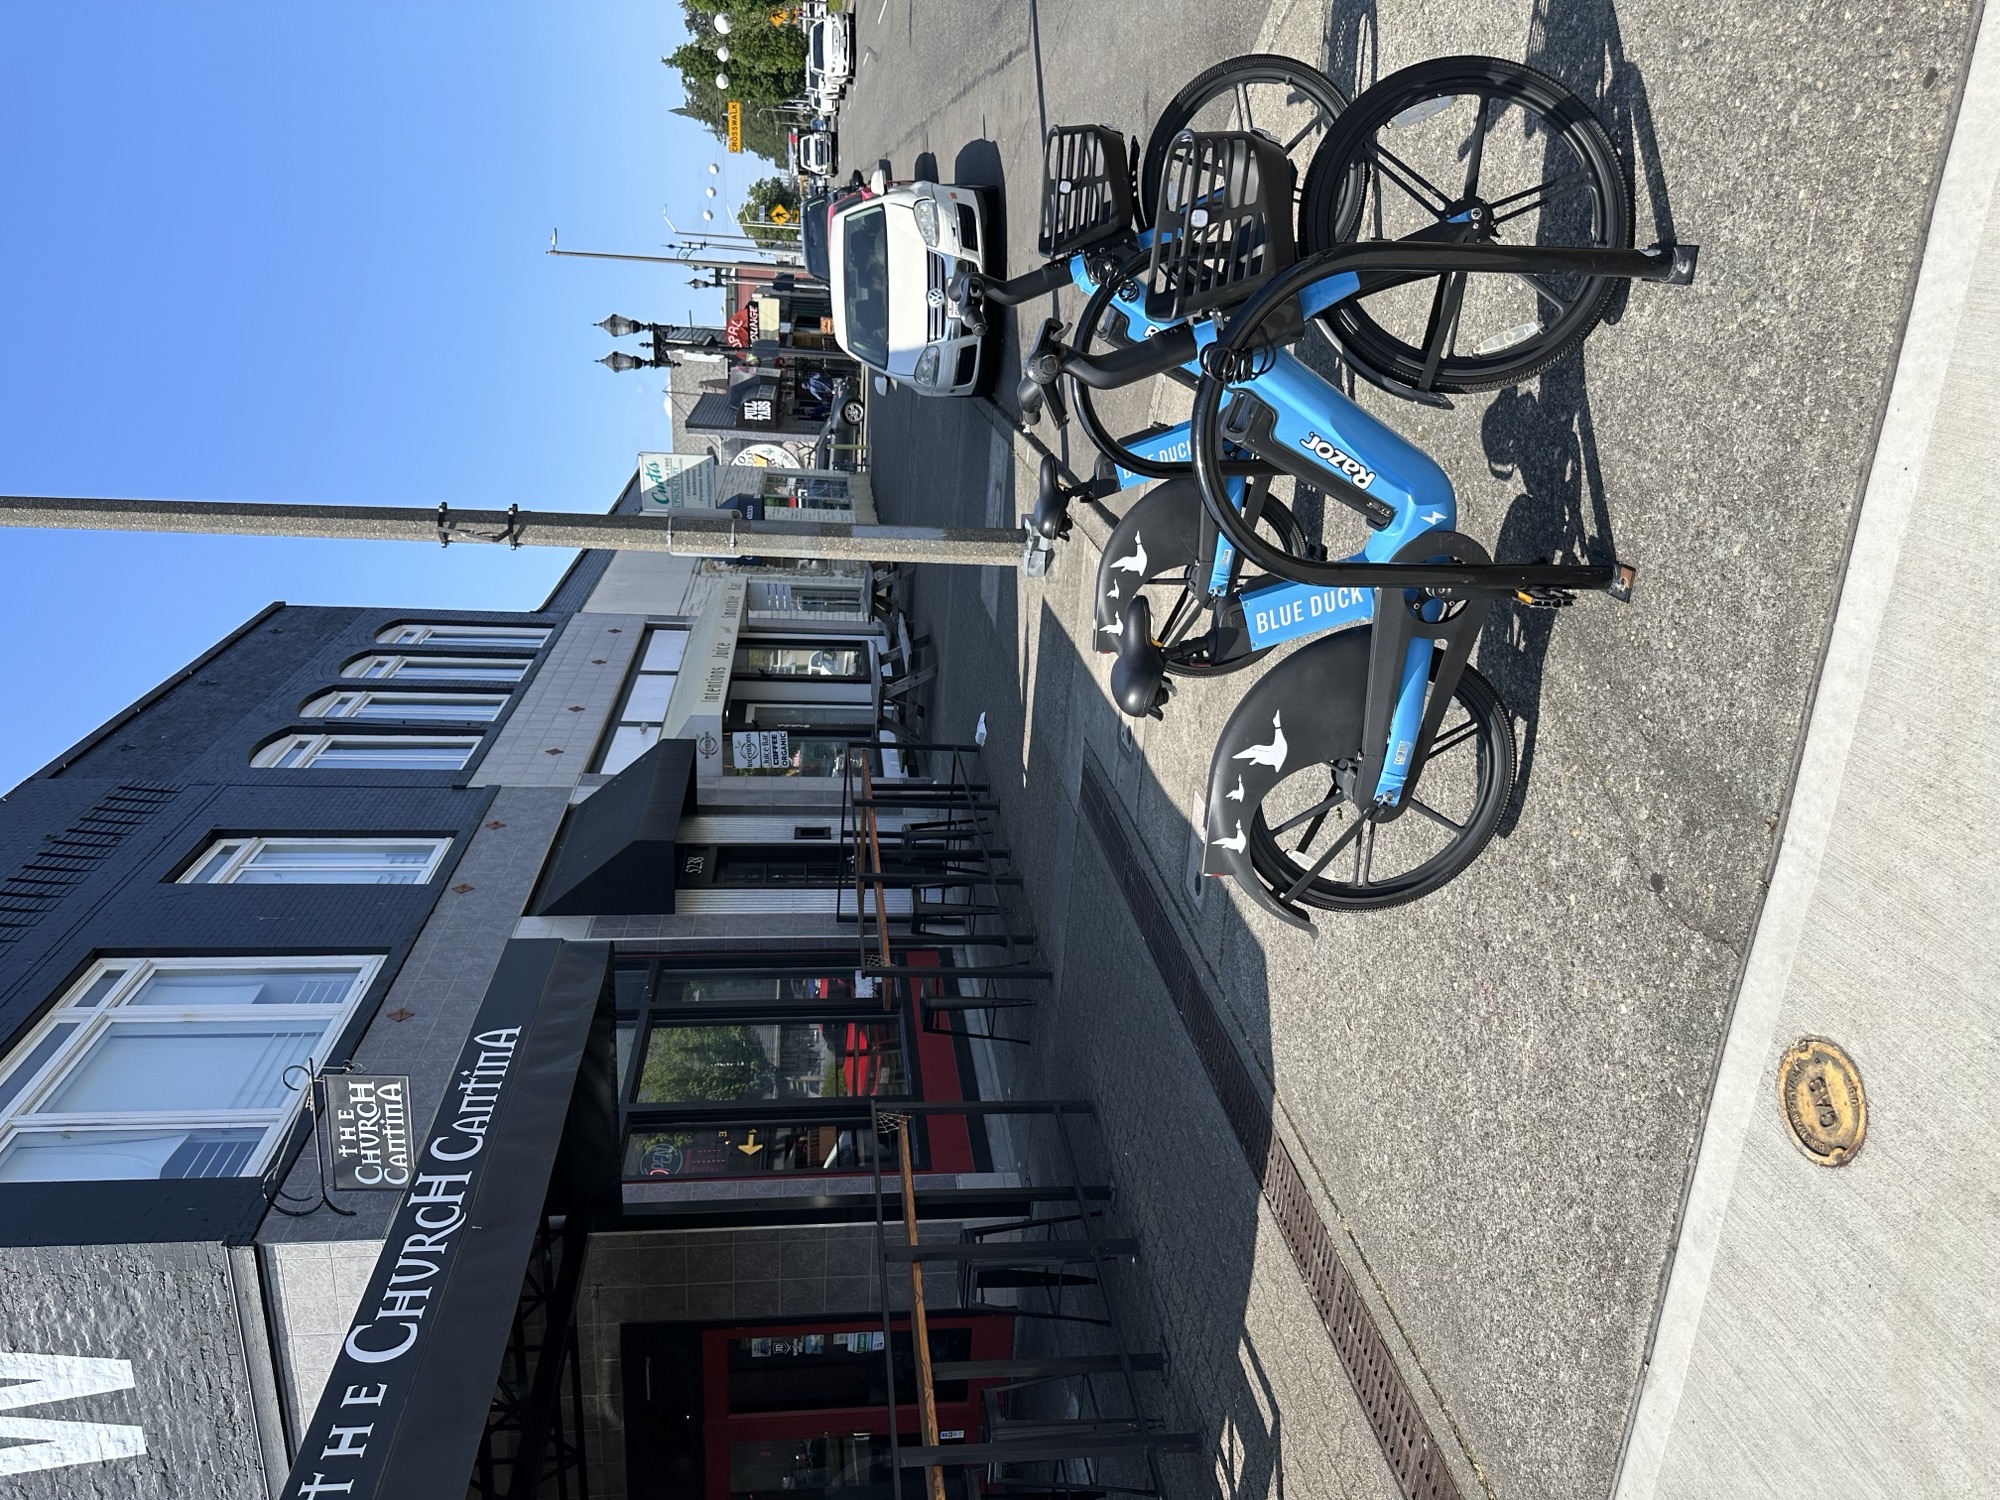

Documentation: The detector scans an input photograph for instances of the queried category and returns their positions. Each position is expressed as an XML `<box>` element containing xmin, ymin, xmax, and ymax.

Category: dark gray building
<box><xmin>0</xmin><ymin>485</ymin><xmax>1163</xmax><ymax>1500</ymax></box>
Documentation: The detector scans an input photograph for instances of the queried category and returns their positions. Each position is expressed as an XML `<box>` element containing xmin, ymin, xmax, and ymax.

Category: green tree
<box><xmin>666</xmin><ymin>2</ymin><xmax>807</xmax><ymax>170</ymax></box>
<box><xmin>740</xmin><ymin>176</ymin><xmax>802</xmax><ymax>248</ymax></box>
<box><xmin>638</xmin><ymin>1025</ymin><xmax>775</xmax><ymax>1102</ymax></box>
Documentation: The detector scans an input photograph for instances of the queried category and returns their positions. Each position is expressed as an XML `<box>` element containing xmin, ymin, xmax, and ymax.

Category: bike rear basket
<box><xmin>1144</xmin><ymin>130</ymin><xmax>1297</xmax><ymax>322</ymax></box>
<box><xmin>1039</xmin><ymin>125</ymin><xmax>1135</xmax><ymax>259</ymax></box>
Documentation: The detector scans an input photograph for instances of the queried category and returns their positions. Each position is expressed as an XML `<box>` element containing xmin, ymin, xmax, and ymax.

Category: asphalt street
<box><xmin>835</xmin><ymin>2</ymin><xmax>1980</xmax><ymax>1497</ymax></box>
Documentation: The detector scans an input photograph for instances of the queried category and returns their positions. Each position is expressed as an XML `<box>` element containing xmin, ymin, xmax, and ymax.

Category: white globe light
<box><xmin>703</xmin><ymin>210</ymin><xmax>715</xmax><ymax>221</ymax></box>
<box><xmin>708</xmin><ymin>162</ymin><xmax>720</xmax><ymax>174</ymax></box>
<box><xmin>712</xmin><ymin>13</ymin><xmax>732</xmax><ymax>33</ymax></box>
<box><xmin>715</xmin><ymin>44</ymin><xmax>730</xmax><ymax>61</ymax></box>
<box><xmin>715</xmin><ymin>72</ymin><xmax>729</xmax><ymax>88</ymax></box>
<box><xmin>705</xmin><ymin>186</ymin><xmax>718</xmax><ymax>198</ymax></box>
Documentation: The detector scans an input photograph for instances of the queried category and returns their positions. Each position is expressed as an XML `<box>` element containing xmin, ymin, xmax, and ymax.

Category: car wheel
<box><xmin>841</xmin><ymin>398</ymin><xmax>866</xmax><ymax>427</ymax></box>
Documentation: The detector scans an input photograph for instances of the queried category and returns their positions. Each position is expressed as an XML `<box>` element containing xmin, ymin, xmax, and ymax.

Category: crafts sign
<box><xmin>325</xmin><ymin>1075</ymin><xmax>414</xmax><ymax>1191</ymax></box>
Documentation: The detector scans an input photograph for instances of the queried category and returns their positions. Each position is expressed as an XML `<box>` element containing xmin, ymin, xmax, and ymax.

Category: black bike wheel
<box><xmin>1245</xmin><ymin>662</ymin><xmax>1516</xmax><ymax>910</ymax></box>
<box><xmin>1139</xmin><ymin>53</ymin><xmax>1351</xmax><ymax>230</ymax></box>
<box><xmin>1298</xmin><ymin>56</ymin><xmax>1633</xmax><ymax>394</ymax></box>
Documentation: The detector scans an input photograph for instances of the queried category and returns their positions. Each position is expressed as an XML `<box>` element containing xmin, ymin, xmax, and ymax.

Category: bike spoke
<box><xmin>1417</xmin><ymin>272</ymin><xmax>1467</xmax><ymax>389</ymax></box>
<box><xmin>1268</xmin><ymin>788</ymin><xmax>1343</xmax><ymax>838</ymax></box>
<box><xmin>1428</xmin><ymin>718</ymin><xmax>1480</xmax><ymax>757</ymax></box>
<box><xmin>1461</xmin><ymin>92</ymin><xmax>1492</xmax><ymax>201</ymax></box>
<box><xmin>1488</xmin><ymin>167</ymin><xmax>1590</xmax><ymax>225</ymax></box>
<box><xmin>1282</xmin><ymin>110</ymin><xmax>1328</xmax><ymax>153</ymax></box>
<box><xmin>1367</xmin><ymin>142</ymin><xmax>1453</xmax><ymax>217</ymax></box>
<box><xmin>1511</xmin><ymin>270</ymin><xmax>1575</xmax><ymax>311</ymax></box>
<box><xmin>1235</xmin><ymin>81</ymin><xmax>1254</xmax><ymax>133</ymax></box>
<box><xmin>1157</xmin><ymin>588</ymin><xmax>1199</xmax><ymax>647</ymax></box>
<box><xmin>1405</xmin><ymin>796</ymin><xmax>1464</xmax><ymax>833</ymax></box>
<box><xmin>1353</xmin><ymin>818</ymin><xmax>1377</xmax><ymax>886</ymax></box>
<box><xmin>1280</xmin><ymin>813</ymin><xmax>1368</xmax><ymax>904</ymax></box>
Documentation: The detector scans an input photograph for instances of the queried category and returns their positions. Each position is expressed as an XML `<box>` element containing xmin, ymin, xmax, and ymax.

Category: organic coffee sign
<box><xmin>325</xmin><ymin>1075</ymin><xmax>414</xmax><ymax>1191</ymax></box>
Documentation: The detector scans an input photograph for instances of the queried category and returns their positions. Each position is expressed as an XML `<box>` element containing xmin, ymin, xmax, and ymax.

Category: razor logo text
<box><xmin>1299</xmin><ymin>434</ymin><xmax>1375</xmax><ymax>488</ymax></box>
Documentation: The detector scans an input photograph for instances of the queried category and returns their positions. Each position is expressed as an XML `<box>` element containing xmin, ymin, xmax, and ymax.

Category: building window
<box><xmin>594</xmin><ymin>626</ymin><xmax>693</xmax><ymax>774</ymax></box>
<box><xmin>0</xmin><ymin>957</ymin><xmax>380</xmax><ymax>1182</ymax></box>
<box><xmin>179</xmin><ymin>836</ymin><xmax>452</xmax><ymax>885</ymax></box>
<box><xmin>342</xmin><ymin>655</ymin><xmax>533</xmax><ymax>682</ymax></box>
<box><xmin>302</xmin><ymin>690</ymin><xmax>509</xmax><ymax>722</ymax></box>
<box><xmin>377</xmin><ymin>623</ymin><xmax>550</xmax><ymax>649</ymax></box>
<box><xmin>735</xmin><ymin>641</ymin><xmax>870</xmax><ymax>681</ymax></box>
<box><xmin>253</xmin><ymin>735</ymin><xmax>479</xmax><ymax>770</ymax></box>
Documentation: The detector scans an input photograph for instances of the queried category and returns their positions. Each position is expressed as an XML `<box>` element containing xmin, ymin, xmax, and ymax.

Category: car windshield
<box><xmin>811</xmin><ymin>28</ymin><xmax>824</xmax><ymax>69</ymax></box>
<box><xmin>802</xmin><ymin>193</ymin><xmax>830</xmax><ymax>282</ymax></box>
<box><xmin>840</xmin><ymin>207</ymin><xmax>890</xmax><ymax>369</ymax></box>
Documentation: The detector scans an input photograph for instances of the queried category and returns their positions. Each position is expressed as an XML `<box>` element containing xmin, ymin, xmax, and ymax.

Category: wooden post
<box><xmin>897</xmin><ymin>1125</ymin><xmax>949</xmax><ymax>1500</ymax></box>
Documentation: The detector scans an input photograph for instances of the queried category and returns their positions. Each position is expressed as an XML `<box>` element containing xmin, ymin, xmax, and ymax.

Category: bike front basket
<box><xmin>1144</xmin><ymin>130</ymin><xmax>1297</xmax><ymax>322</ymax></box>
<box><xmin>1039</xmin><ymin>125</ymin><xmax>1136</xmax><ymax>259</ymax></box>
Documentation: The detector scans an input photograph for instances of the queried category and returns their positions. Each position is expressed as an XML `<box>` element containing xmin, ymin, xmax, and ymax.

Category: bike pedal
<box><xmin>1513</xmin><ymin>588</ymin><xmax>1577</xmax><ymax>610</ymax></box>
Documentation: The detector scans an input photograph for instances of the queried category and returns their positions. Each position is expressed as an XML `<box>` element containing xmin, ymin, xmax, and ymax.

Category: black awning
<box><xmin>284</xmin><ymin>938</ymin><xmax>612</xmax><ymax>1500</ymax></box>
<box><xmin>531</xmin><ymin>737</ymin><xmax>697</xmax><ymax>916</ymax></box>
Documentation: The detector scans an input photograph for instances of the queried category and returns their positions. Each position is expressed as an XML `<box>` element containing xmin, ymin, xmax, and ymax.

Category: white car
<box><xmin>806</xmin><ymin>15</ymin><xmax>851</xmax><ymax>103</ymax></box>
<box><xmin>794</xmin><ymin>129</ymin><xmax>834</xmax><ymax>179</ymax></box>
<box><xmin>828</xmin><ymin>174</ymin><xmax>990</xmax><ymax>398</ymax></box>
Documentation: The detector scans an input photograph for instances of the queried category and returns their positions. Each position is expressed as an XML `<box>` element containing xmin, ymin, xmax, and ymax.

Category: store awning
<box><xmin>530</xmin><ymin>737</ymin><xmax>698</xmax><ymax>916</ymax></box>
<box><xmin>285</xmin><ymin>938</ymin><xmax>613</xmax><ymax>1500</ymax></box>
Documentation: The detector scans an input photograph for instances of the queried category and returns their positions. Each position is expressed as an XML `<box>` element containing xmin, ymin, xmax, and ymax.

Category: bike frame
<box><xmin>1064</xmin><ymin>255</ymin><xmax>1460</xmax><ymax>806</ymax></box>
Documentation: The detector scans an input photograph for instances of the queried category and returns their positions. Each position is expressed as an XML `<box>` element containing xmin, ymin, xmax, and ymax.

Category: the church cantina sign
<box><xmin>323</xmin><ymin>1074</ymin><xmax>413</xmax><ymax>1192</ymax></box>
<box><xmin>287</xmin><ymin>1029</ymin><xmax>521</xmax><ymax>1498</ymax></box>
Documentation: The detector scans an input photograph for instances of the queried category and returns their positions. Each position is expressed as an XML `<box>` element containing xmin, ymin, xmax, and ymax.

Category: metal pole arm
<box><xmin>0</xmin><ymin>495</ymin><xmax>1025</xmax><ymax>568</ymax></box>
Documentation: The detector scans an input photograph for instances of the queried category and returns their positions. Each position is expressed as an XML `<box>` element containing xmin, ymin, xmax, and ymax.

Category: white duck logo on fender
<box><xmin>1299</xmin><ymin>434</ymin><xmax>1375</xmax><ymax>488</ymax></box>
<box><xmin>1231</xmin><ymin>710</ymin><xmax>1287</xmax><ymax>772</ymax></box>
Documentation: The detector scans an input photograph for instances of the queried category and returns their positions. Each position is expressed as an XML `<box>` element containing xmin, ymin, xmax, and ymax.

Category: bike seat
<box><xmin>1110</xmin><ymin>596</ymin><xmax>1171</xmax><ymax>719</ymax></box>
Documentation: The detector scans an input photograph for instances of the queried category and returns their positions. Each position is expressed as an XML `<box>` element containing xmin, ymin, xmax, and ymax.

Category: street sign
<box><xmin>726</xmin><ymin>100</ymin><xmax>743</xmax><ymax>153</ymax></box>
<box><xmin>770</xmin><ymin>204</ymin><xmax>791</xmax><ymax>224</ymax></box>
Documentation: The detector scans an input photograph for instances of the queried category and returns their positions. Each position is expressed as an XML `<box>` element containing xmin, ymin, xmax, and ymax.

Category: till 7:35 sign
<box><xmin>726</xmin><ymin>100</ymin><xmax>742</xmax><ymax>153</ymax></box>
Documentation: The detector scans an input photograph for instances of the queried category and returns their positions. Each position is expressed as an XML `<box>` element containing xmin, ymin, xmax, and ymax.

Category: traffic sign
<box><xmin>726</xmin><ymin>100</ymin><xmax>742</xmax><ymax>153</ymax></box>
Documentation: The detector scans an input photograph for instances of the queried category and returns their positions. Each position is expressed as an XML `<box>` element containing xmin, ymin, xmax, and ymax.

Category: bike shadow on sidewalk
<box><xmin>1477</xmin><ymin>0</ymin><xmax>1678</xmax><ymax>835</ymax></box>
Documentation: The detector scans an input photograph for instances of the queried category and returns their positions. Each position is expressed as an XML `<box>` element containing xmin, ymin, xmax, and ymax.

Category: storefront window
<box><xmin>737</xmin><ymin>644</ymin><xmax>868</xmax><ymax>680</ymax></box>
<box><xmin>723</xmin><ymin>735</ymin><xmax>854</xmax><ymax>777</ymax></box>
<box><xmin>725</xmin><ymin>1328</ymin><xmax>973</xmax><ymax>1412</ymax></box>
<box><xmin>634</xmin><ymin>1021</ymin><xmax>903</xmax><ymax>1104</ymax></box>
<box><xmin>728</xmin><ymin>1435</ymin><xmax>894</xmax><ymax>1500</ymax></box>
<box><xmin>623</xmin><ymin>1121</ymin><xmax>884</xmax><ymax>1179</ymax></box>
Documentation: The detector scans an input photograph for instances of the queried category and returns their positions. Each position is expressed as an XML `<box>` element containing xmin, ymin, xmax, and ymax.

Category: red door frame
<box><xmin>699</xmin><ymin>1313</ymin><xmax>1012</xmax><ymax>1500</ymax></box>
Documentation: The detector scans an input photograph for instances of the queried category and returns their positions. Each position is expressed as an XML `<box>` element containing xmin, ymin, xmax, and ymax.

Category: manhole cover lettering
<box><xmin>1778</xmin><ymin>1037</ymin><xmax>1867</xmax><ymax>1166</ymax></box>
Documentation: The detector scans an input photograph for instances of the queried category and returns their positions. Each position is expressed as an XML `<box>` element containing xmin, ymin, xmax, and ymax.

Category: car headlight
<box><xmin>913</xmin><ymin>346</ymin><xmax>942</xmax><ymax>387</ymax></box>
<box><xmin>912</xmin><ymin>196</ymin><xmax>940</xmax><ymax>247</ymax></box>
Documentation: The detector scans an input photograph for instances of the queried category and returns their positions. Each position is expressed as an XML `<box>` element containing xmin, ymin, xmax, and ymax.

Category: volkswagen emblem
<box><xmin>927</xmin><ymin>287</ymin><xmax>946</xmax><ymax>309</ymax></box>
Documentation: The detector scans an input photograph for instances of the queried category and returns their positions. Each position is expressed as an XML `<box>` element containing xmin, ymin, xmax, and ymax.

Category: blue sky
<box><xmin>0</xmin><ymin>2</ymin><xmax>765</xmax><ymax>792</ymax></box>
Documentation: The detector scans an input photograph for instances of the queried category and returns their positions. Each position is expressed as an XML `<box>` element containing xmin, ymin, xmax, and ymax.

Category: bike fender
<box><xmin>1201</xmin><ymin>627</ymin><xmax>1372</xmax><ymax>933</ymax></box>
<box><xmin>1094</xmin><ymin>478</ymin><xmax>1203</xmax><ymax>652</ymax></box>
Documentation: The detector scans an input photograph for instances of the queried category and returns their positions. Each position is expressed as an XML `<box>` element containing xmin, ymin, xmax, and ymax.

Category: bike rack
<box><xmin>840</xmin><ymin>741</ymin><xmax>1050</xmax><ymax>1045</ymax></box>
<box><xmin>870</xmin><ymin>1099</ymin><xmax>1197</xmax><ymax>1500</ymax></box>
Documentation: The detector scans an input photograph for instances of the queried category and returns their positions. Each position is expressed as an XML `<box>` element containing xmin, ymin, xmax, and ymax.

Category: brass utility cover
<box><xmin>1778</xmin><ymin>1037</ymin><xmax>1867</xmax><ymax>1166</ymax></box>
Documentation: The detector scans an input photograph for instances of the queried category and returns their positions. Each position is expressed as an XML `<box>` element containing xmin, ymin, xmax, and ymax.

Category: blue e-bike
<box><xmin>962</xmin><ymin>56</ymin><xmax>1696</xmax><ymax>926</ymax></box>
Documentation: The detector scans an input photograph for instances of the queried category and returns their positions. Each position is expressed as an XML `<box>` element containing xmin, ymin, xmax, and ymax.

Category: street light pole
<box><xmin>0</xmin><ymin>494</ymin><xmax>1028</xmax><ymax>568</ymax></box>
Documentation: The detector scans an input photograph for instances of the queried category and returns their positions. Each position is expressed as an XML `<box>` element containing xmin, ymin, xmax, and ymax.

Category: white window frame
<box><xmin>377</xmin><ymin>623</ymin><xmax>550</xmax><ymax>648</ymax></box>
<box><xmin>302</xmin><ymin>689</ymin><xmax>509</xmax><ymax>722</ymax></box>
<box><xmin>0</xmin><ymin>956</ymin><xmax>382</xmax><ymax>1182</ymax></box>
<box><xmin>593</xmin><ymin>625</ymin><xmax>693</xmax><ymax>774</ymax></box>
<box><xmin>179</xmin><ymin>836</ymin><xmax>453</xmax><ymax>885</ymax></box>
<box><xmin>342</xmin><ymin>654</ymin><xmax>533</xmax><ymax>682</ymax></box>
<box><xmin>253</xmin><ymin>734</ymin><xmax>480</xmax><ymax>770</ymax></box>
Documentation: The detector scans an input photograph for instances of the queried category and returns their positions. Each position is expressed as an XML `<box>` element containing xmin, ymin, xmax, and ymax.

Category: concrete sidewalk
<box><xmin>1613</xmin><ymin>8</ymin><xmax>2000</xmax><ymax>1496</ymax></box>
